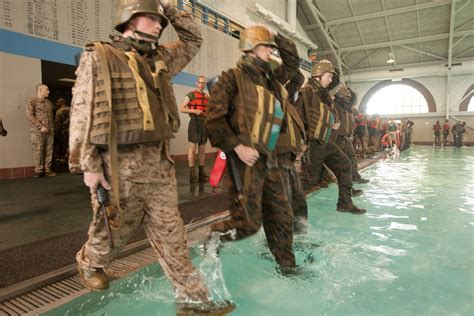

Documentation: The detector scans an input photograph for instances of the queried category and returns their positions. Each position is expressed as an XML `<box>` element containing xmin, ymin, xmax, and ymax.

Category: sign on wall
<box><xmin>1</xmin><ymin>0</ymin><xmax>119</xmax><ymax>47</ymax></box>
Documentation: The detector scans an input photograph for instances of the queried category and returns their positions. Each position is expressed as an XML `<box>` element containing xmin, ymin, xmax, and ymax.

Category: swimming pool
<box><xmin>45</xmin><ymin>146</ymin><xmax>474</xmax><ymax>315</ymax></box>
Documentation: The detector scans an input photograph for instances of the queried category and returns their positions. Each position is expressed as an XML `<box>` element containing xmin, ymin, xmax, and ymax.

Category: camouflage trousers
<box><xmin>278</xmin><ymin>153</ymin><xmax>308</xmax><ymax>234</ymax></box>
<box><xmin>211</xmin><ymin>155</ymin><xmax>295</xmax><ymax>268</ymax></box>
<box><xmin>306</xmin><ymin>140</ymin><xmax>353</xmax><ymax>207</ymax></box>
<box><xmin>77</xmin><ymin>159</ymin><xmax>208</xmax><ymax>303</ymax></box>
<box><xmin>334</xmin><ymin>135</ymin><xmax>362</xmax><ymax>180</ymax></box>
<box><xmin>30</xmin><ymin>131</ymin><xmax>53</xmax><ymax>173</ymax></box>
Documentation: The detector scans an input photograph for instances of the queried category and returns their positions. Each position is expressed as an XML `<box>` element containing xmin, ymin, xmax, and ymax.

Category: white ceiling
<box><xmin>297</xmin><ymin>0</ymin><xmax>474</xmax><ymax>72</ymax></box>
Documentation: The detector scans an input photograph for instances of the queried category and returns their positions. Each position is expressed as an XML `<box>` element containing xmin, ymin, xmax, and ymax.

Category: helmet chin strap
<box><xmin>133</xmin><ymin>30</ymin><xmax>159</xmax><ymax>42</ymax></box>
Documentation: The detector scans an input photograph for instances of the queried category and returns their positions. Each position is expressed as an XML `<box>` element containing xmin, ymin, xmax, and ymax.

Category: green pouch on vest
<box><xmin>324</xmin><ymin>113</ymin><xmax>334</xmax><ymax>144</ymax></box>
<box><xmin>266</xmin><ymin>98</ymin><xmax>284</xmax><ymax>151</ymax></box>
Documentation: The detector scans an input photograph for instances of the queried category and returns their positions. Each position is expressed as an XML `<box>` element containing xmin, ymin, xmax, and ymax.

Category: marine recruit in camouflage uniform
<box><xmin>69</xmin><ymin>1</ymin><xmax>234</xmax><ymax>314</ymax></box>
<box><xmin>205</xmin><ymin>25</ymin><xmax>300</xmax><ymax>269</ymax></box>
<box><xmin>296</xmin><ymin>61</ymin><xmax>366</xmax><ymax>214</ymax></box>
<box><xmin>25</xmin><ymin>84</ymin><xmax>55</xmax><ymax>177</ymax></box>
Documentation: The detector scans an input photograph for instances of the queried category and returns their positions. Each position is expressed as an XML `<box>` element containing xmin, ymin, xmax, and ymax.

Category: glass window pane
<box><xmin>366</xmin><ymin>84</ymin><xmax>428</xmax><ymax>115</ymax></box>
<box><xmin>468</xmin><ymin>96</ymin><xmax>474</xmax><ymax>112</ymax></box>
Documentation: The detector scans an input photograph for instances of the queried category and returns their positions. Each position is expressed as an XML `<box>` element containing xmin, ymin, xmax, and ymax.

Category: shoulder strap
<box><xmin>93</xmin><ymin>42</ymin><xmax>121</xmax><ymax>214</ymax></box>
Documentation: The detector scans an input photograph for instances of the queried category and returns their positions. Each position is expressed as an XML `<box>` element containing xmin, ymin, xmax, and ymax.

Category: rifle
<box><xmin>226</xmin><ymin>151</ymin><xmax>250</xmax><ymax>222</ymax></box>
<box><xmin>96</xmin><ymin>185</ymin><xmax>114</xmax><ymax>249</ymax></box>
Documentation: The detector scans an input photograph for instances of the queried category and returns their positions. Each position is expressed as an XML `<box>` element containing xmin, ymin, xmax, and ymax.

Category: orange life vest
<box><xmin>187</xmin><ymin>90</ymin><xmax>209</xmax><ymax>113</ymax></box>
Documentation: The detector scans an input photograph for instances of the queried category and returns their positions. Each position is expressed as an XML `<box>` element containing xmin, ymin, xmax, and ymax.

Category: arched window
<box><xmin>459</xmin><ymin>84</ymin><xmax>473</xmax><ymax>111</ymax></box>
<box><xmin>359</xmin><ymin>78</ymin><xmax>436</xmax><ymax>114</ymax></box>
<box><xmin>365</xmin><ymin>84</ymin><xmax>429</xmax><ymax>115</ymax></box>
<box><xmin>468</xmin><ymin>97</ymin><xmax>474</xmax><ymax>112</ymax></box>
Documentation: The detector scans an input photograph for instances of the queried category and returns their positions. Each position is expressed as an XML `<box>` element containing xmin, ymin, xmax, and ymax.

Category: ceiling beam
<box><xmin>318</xmin><ymin>30</ymin><xmax>474</xmax><ymax>55</ymax></box>
<box><xmin>350</xmin><ymin>48</ymin><xmax>383</xmax><ymax>69</ymax></box>
<box><xmin>445</xmin><ymin>0</ymin><xmax>456</xmax><ymax>117</ymax></box>
<box><xmin>303</xmin><ymin>0</ymin><xmax>451</xmax><ymax>31</ymax></box>
<box><xmin>454</xmin><ymin>46</ymin><xmax>474</xmax><ymax>58</ymax></box>
<box><xmin>399</xmin><ymin>45</ymin><xmax>445</xmax><ymax>60</ymax></box>
<box><xmin>304</xmin><ymin>0</ymin><xmax>348</xmax><ymax>78</ymax></box>
<box><xmin>454</xmin><ymin>0</ymin><xmax>471</xmax><ymax>15</ymax></box>
<box><xmin>347</xmin><ymin>0</ymin><xmax>373</xmax><ymax>67</ymax></box>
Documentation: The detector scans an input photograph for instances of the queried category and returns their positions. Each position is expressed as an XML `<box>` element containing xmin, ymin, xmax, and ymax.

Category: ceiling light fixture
<box><xmin>386</xmin><ymin>52</ymin><xmax>395</xmax><ymax>64</ymax></box>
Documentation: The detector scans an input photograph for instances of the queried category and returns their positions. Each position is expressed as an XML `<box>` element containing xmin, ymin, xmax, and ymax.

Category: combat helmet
<box><xmin>239</xmin><ymin>25</ymin><xmax>277</xmax><ymax>52</ymax></box>
<box><xmin>311</xmin><ymin>61</ymin><xmax>335</xmax><ymax>77</ymax></box>
<box><xmin>115</xmin><ymin>0</ymin><xmax>168</xmax><ymax>33</ymax></box>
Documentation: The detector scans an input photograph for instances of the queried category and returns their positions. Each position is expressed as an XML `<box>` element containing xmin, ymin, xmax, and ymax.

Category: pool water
<box><xmin>45</xmin><ymin>146</ymin><xmax>474</xmax><ymax>316</ymax></box>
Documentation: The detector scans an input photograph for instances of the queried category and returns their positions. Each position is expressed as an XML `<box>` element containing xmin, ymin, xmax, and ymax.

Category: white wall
<box><xmin>0</xmin><ymin>16</ymin><xmax>244</xmax><ymax>169</ymax></box>
<box><xmin>0</xmin><ymin>52</ymin><xmax>39</xmax><ymax>168</ymax></box>
<box><xmin>200</xmin><ymin>0</ymin><xmax>312</xmax><ymax>60</ymax></box>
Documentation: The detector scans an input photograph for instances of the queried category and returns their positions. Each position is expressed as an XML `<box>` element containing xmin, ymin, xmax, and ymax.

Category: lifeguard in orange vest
<box><xmin>179</xmin><ymin>75</ymin><xmax>210</xmax><ymax>183</ymax></box>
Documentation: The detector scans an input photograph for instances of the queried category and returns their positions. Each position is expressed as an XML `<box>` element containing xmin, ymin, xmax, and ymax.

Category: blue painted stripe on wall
<box><xmin>0</xmin><ymin>28</ymin><xmax>197</xmax><ymax>87</ymax></box>
<box><xmin>172</xmin><ymin>72</ymin><xmax>198</xmax><ymax>87</ymax></box>
<box><xmin>0</xmin><ymin>29</ymin><xmax>82</xmax><ymax>66</ymax></box>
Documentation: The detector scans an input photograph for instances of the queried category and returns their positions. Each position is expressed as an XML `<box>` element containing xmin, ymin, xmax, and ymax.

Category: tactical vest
<box><xmin>335</xmin><ymin>105</ymin><xmax>354</xmax><ymax>136</ymax></box>
<box><xmin>232</xmin><ymin>68</ymin><xmax>298</xmax><ymax>156</ymax></box>
<box><xmin>89</xmin><ymin>42</ymin><xmax>175</xmax><ymax>147</ymax></box>
<box><xmin>187</xmin><ymin>90</ymin><xmax>209</xmax><ymax>113</ymax></box>
<box><xmin>276</xmin><ymin>102</ymin><xmax>305</xmax><ymax>154</ymax></box>
<box><xmin>301</xmin><ymin>81</ymin><xmax>335</xmax><ymax>143</ymax></box>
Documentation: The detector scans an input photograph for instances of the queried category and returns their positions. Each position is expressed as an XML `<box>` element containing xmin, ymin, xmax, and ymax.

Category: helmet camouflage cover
<box><xmin>311</xmin><ymin>61</ymin><xmax>335</xmax><ymax>77</ymax></box>
<box><xmin>115</xmin><ymin>0</ymin><xmax>168</xmax><ymax>33</ymax></box>
<box><xmin>239</xmin><ymin>25</ymin><xmax>277</xmax><ymax>52</ymax></box>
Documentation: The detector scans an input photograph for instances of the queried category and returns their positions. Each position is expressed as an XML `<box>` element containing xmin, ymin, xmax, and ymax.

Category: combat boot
<box><xmin>353</xmin><ymin>176</ymin><xmax>369</xmax><ymax>184</ymax></box>
<box><xmin>190</xmin><ymin>167</ymin><xmax>198</xmax><ymax>183</ymax></box>
<box><xmin>337</xmin><ymin>202</ymin><xmax>366</xmax><ymax>215</ymax></box>
<box><xmin>176</xmin><ymin>300</ymin><xmax>236</xmax><ymax>316</ymax></box>
<box><xmin>199</xmin><ymin>165</ymin><xmax>209</xmax><ymax>182</ymax></box>
<box><xmin>351</xmin><ymin>188</ymin><xmax>363</xmax><ymax>197</ymax></box>
<box><xmin>78</xmin><ymin>266</ymin><xmax>109</xmax><ymax>291</ymax></box>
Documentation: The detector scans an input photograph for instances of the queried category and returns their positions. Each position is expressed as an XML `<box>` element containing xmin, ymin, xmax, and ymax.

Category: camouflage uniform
<box><xmin>280</xmin><ymin>70</ymin><xmax>308</xmax><ymax>233</ymax></box>
<box><xmin>205</xmin><ymin>33</ymin><xmax>299</xmax><ymax>268</ymax></box>
<box><xmin>26</xmin><ymin>96</ymin><xmax>54</xmax><ymax>174</ymax></box>
<box><xmin>333</xmin><ymin>88</ymin><xmax>363</xmax><ymax>181</ymax></box>
<box><xmin>54</xmin><ymin>104</ymin><xmax>70</xmax><ymax>163</ymax></box>
<box><xmin>69</xmin><ymin>6</ymin><xmax>208</xmax><ymax>303</ymax></box>
<box><xmin>296</xmin><ymin>79</ymin><xmax>354</xmax><ymax>208</ymax></box>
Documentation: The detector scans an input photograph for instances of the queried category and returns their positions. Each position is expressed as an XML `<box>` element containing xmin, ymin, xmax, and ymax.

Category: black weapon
<box><xmin>226</xmin><ymin>151</ymin><xmax>250</xmax><ymax>221</ymax></box>
<box><xmin>97</xmin><ymin>185</ymin><xmax>114</xmax><ymax>249</ymax></box>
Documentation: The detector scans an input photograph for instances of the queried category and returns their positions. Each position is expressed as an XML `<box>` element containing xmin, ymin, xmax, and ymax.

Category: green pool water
<box><xmin>45</xmin><ymin>146</ymin><xmax>474</xmax><ymax>316</ymax></box>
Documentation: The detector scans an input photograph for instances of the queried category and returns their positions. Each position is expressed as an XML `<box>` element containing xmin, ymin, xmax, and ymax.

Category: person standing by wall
<box><xmin>179</xmin><ymin>75</ymin><xmax>210</xmax><ymax>183</ymax></box>
<box><xmin>433</xmin><ymin>120</ymin><xmax>441</xmax><ymax>146</ymax></box>
<box><xmin>69</xmin><ymin>0</ymin><xmax>233</xmax><ymax>313</ymax></box>
<box><xmin>25</xmin><ymin>84</ymin><xmax>56</xmax><ymax>177</ymax></box>
<box><xmin>442</xmin><ymin>119</ymin><xmax>450</xmax><ymax>146</ymax></box>
<box><xmin>403</xmin><ymin>119</ymin><xmax>414</xmax><ymax>150</ymax></box>
<box><xmin>54</xmin><ymin>98</ymin><xmax>70</xmax><ymax>169</ymax></box>
<box><xmin>452</xmin><ymin>121</ymin><xmax>466</xmax><ymax>147</ymax></box>
<box><xmin>353</xmin><ymin>112</ymin><xmax>367</xmax><ymax>157</ymax></box>
<box><xmin>387</xmin><ymin>118</ymin><xmax>398</xmax><ymax>147</ymax></box>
